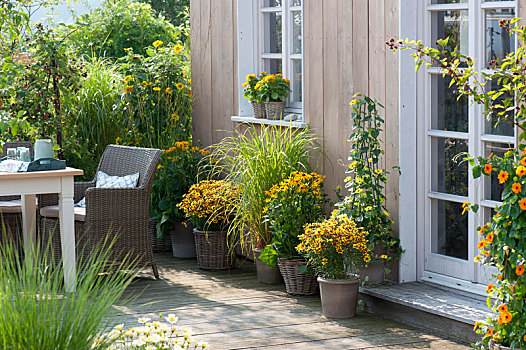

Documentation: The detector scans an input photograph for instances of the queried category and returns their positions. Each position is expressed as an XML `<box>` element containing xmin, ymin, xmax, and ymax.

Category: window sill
<box><xmin>231</xmin><ymin>115</ymin><xmax>308</xmax><ymax>128</ymax></box>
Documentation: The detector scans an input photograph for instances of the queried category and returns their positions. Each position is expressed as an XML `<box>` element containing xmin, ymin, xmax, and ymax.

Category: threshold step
<box><xmin>359</xmin><ymin>282</ymin><xmax>494</xmax><ymax>344</ymax></box>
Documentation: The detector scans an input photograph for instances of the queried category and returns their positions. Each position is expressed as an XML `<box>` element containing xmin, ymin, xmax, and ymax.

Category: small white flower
<box><xmin>138</xmin><ymin>317</ymin><xmax>151</xmax><ymax>324</ymax></box>
<box><xmin>165</xmin><ymin>314</ymin><xmax>179</xmax><ymax>324</ymax></box>
<box><xmin>115</xmin><ymin>324</ymin><xmax>124</xmax><ymax>331</ymax></box>
<box><xmin>146</xmin><ymin>346</ymin><xmax>156</xmax><ymax>350</ymax></box>
<box><xmin>201</xmin><ymin>342</ymin><xmax>209</xmax><ymax>348</ymax></box>
<box><xmin>133</xmin><ymin>339</ymin><xmax>146</xmax><ymax>347</ymax></box>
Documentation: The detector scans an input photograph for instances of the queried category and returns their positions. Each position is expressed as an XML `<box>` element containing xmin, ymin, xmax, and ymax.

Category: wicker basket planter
<box><xmin>194</xmin><ymin>228</ymin><xmax>233</xmax><ymax>270</ymax></box>
<box><xmin>148</xmin><ymin>218</ymin><xmax>172</xmax><ymax>252</ymax></box>
<box><xmin>489</xmin><ymin>339</ymin><xmax>515</xmax><ymax>350</ymax></box>
<box><xmin>318</xmin><ymin>277</ymin><xmax>359</xmax><ymax>318</ymax></box>
<box><xmin>251</xmin><ymin>101</ymin><xmax>266</xmax><ymax>119</ymax></box>
<box><xmin>265</xmin><ymin>101</ymin><xmax>285</xmax><ymax>120</ymax></box>
<box><xmin>277</xmin><ymin>258</ymin><xmax>318</xmax><ymax>295</ymax></box>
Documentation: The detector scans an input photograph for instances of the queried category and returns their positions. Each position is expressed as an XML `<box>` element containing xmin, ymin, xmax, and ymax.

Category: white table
<box><xmin>0</xmin><ymin>167</ymin><xmax>83</xmax><ymax>292</ymax></box>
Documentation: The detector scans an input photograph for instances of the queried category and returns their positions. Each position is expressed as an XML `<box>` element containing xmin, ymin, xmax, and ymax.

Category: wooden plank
<box><xmin>210</xmin><ymin>0</ymin><xmax>222</xmax><ymax>145</ymax></box>
<box><xmin>200</xmin><ymin>0</ymin><xmax>213</xmax><ymax>146</ymax></box>
<box><xmin>351</xmin><ymin>0</ymin><xmax>369</xmax><ymax>96</ymax></box>
<box><xmin>232</xmin><ymin>0</ymin><xmax>239</xmax><ymax>117</ymax></box>
<box><xmin>189</xmin><ymin>0</ymin><xmax>202</xmax><ymax>144</ymax></box>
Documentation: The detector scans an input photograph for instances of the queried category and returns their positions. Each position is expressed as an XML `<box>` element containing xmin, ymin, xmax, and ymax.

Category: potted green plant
<box><xmin>336</xmin><ymin>94</ymin><xmax>402</xmax><ymax>284</ymax></box>
<box><xmin>297</xmin><ymin>214</ymin><xmax>371</xmax><ymax>318</ymax></box>
<box><xmin>255</xmin><ymin>73</ymin><xmax>290</xmax><ymax>120</ymax></box>
<box><xmin>259</xmin><ymin>171</ymin><xmax>328</xmax><ymax>289</ymax></box>
<box><xmin>208</xmin><ymin>125</ymin><xmax>322</xmax><ymax>280</ymax></box>
<box><xmin>242</xmin><ymin>72</ymin><xmax>267</xmax><ymax>119</ymax></box>
<box><xmin>177</xmin><ymin>180</ymin><xmax>239</xmax><ymax>270</ymax></box>
<box><xmin>151</xmin><ymin>141</ymin><xmax>210</xmax><ymax>257</ymax></box>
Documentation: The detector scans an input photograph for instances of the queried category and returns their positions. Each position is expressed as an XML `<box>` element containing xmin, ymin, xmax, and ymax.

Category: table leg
<box><xmin>21</xmin><ymin>194</ymin><xmax>36</xmax><ymax>255</ymax></box>
<box><xmin>59</xmin><ymin>176</ymin><xmax>76</xmax><ymax>292</ymax></box>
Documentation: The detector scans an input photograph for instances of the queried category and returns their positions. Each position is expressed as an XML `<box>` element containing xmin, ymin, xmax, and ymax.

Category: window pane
<box><xmin>291</xmin><ymin>59</ymin><xmax>302</xmax><ymax>103</ymax></box>
<box><xmin>485</xmin><ymin>142</ymin><xmax>513</xmax><ymax>201</ymax></box>
<box><xmin>485</xmin><ymin>9</ymin><xmax>515</xmax><ymax>65</ymax></box>
<box><xmin>431</xmin><ymin>10</ymin><xmax>469</xmax><ymax>58</ymax></box>
<box><xmin>263</xmin><ymin>59</ymin><xmax>282</xmax><ymax>75</ymax></box>
<box><xmin>263</xmin><ymin>0</ymin><xmax>281</xmax><ymax>7</ymax></box>
<box><xmin>484</xmin><ymin>79</ymin><xmax>514</xmax><ymax>136</ymax></box>
<box><xmin>431</xmin><ymin>75</ymin><xmax>468</xmax><ymax>132</ymax></box>
<box><xmin>292</xmin><ymin>11</ymin><xmax>302</xmax><ymax>54</ymax></box>
<box><xmin>263</xmin><ymin>12</ymin><xmax>282</xmax><ymax>54</ymax></box>
<box><xmin>431</xmin><ymin>138</ymin><xmax>468</xmax><ymax>196</ymax></box>
<box><xmin>292</xmin><ymin>0</ymin><xmax>302</xmax><ymax>6</ymax></box>
<box><xmin>431</xmin><ymin>0</ymin><xmax>467</xmax><ymax>3</ymax></box>
<box><xmin>431</xmin><ymin>199</ymin><xmax>468</xmax><ymax>260</ymax></box>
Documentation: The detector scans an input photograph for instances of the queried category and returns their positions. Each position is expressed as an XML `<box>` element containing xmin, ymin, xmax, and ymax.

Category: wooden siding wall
<box><xmin>190</xmin><ymin>0</ymin><xmax>399</xmax><ymax>234</ymax></box>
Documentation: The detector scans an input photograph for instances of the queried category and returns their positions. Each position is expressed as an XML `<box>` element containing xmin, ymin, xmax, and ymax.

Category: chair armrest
<box><xmin>74</xmin><ymin>181</ymin><xmax>95</xmax><ymax>203</ymax></box>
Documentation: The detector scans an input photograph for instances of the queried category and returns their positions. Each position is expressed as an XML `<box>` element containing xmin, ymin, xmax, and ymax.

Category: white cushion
<box><xmin>40</xmin><ymin>205</ymin><xmax>86</xmax><ymax>222</ymax></box>
<box><xmin>75</xmin><ymin>170</ymin><xmax>140</xmax><ymax>208</ymax></box>
<box><xmin>0</xmin><ymin>200</ymin><xmax>22</xmax><ymax>214</ymax></box>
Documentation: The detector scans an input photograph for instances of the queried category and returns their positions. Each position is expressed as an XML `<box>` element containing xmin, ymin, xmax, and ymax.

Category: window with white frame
<box><xmin>235</xmin><ymin>0</ymin><xmax>303</xmax><ymax>120</ymax></box>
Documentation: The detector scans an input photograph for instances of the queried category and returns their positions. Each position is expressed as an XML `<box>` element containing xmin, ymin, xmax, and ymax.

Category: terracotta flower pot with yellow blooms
<box><xmin>298</xmin><ymin>214</ymin><xmax>371</xmax><ymax>318</ymax></box>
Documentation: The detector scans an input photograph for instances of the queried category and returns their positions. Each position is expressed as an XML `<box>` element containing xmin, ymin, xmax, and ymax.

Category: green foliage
<box><xmin>119</xmin><ymin>40</ymin><xmax>191</xmax><ymax>150</ymax></box>
<box><xmin>259</xmin><ymin>171</ymin><xmax>327</xmax><ymax>267</ymax></box>
<box><xmin>61</xmin><ymin>0</ymin><xmax>180</xmax><ymax>59</ymax></box>
<box><xmin>0</xmin><ymin>235</ymin><xmax>136</xmax><ymax>349</ymax></box>
<box><xmin>336</xmin><ymin>94</ymin><xmax>402</xmax><ymax>261</ymax></box>
<box><xmin>63</xmin><ymin>57</ymin><xmax>125</xmax><ymax>180</ymax></box>
<box><xmin>141</xmin><ymin>0</ymin><xmax>190</xmax><ymax>28</ymax></box>
<box><xmin>255</xmin><ymin>73</ymin><xmax>290</xmax><ymax>102</ymax></box>
<box><xmin>151</xmin><ymin>141</ymin><xmax>211</xmax><ymax>237</ymax></box>
<box><xmin>208</xmin><ymin>125</ymin><xmax>323</xmax><ymax>249</ymax></box>
<box><xmin>392</xmin><ymin>17</ymin><xmax>526</xmax><ymax>349</ymax></box>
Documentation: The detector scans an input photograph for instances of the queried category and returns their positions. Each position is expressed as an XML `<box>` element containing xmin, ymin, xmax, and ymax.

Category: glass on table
<box><xmin>6</xmin><ymin>148</ymin><xmax>16</xmax><ymax>159</ymax></box>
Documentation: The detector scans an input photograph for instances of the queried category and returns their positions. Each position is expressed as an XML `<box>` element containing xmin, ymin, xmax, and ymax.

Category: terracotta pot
<box><xmin>254</xmin><ymin>248</ymin><xmax>283</xmax><ymax>284</ymax></box>
<box><xmin>194</xmin><ymin>228</ymin><xmax>233</xmax><ymax>270</ymax></box>
<box><xmin>170</xmin><ymin>222</ymin><xmax>196</xmax><ymax>258</ymax></box>
<box><xmin>317</xmin><ymin>277</ymin><xmax>360</xmax><ymax>318</ymax></box>
<box><xmin>489</xmin><ymin>339</ymin><xmax>515</xmax><ymax>350</ymax></box>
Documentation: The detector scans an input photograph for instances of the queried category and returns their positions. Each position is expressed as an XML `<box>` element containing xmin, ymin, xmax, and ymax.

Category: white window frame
<box><xmin>235</xmin><ymin>0</ymin><xmax>304</xmax><ymax>124</ymax></box>
<box><xmin>399</xmin><ymin>0</ymin><xmax>517</xmax><ymax>290</ymax></box>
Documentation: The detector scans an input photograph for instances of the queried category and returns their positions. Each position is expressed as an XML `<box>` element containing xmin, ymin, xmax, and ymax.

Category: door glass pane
<box><xmin>431</xmin><ymin>75</ymin><xmax>468</xmax><ymax>132</ymax></box>
<box><xmin>431</xmin><ymin>199</ymin><xmax>468</xmax><ymax>260</ymax></box>
<box><xmin>292</xmin><ymin>11</ymin><xmax>302</xmax><ymax>54</ymax></box>
<box><xmin>263</xmin><ymin>0</ymin><xmax>281</xmax><ymax>7</ymax></box>
<box><xmin>484</xmin><ymin>80</ymin><xmax>514</xmax><ymax>136</ymax></box>
<box><xmin>291</xmin><ymin>59</ymin><xmax>302</xmax><ymax>103</ymax></box>
<box><xmin>485</xmin><ymin>142</ymin><xmax>513</xmax><ymax>202</ymax></box>
<box><xmin>485</xmin><ymin>9</ymin><xmax>515</xmax><ymax>65</ymax></box>
<box><xmin>263</xmin><ymin>59</ymin><xmax>282</xmax><ymax>75</ymax></box>
<box><xmin>263</xmin><ymin>12</ymin><xmax>282</xmax><ymax>54</ymax></box>
<box><xmin>431</xmin><ymin>10</ymin><xmax>469</xmax><ymax>58</ymax></box>
<box><xmin>431</xmin><ymin>138</ymin><xmax>468</xmax><ymax>196</ymax></box>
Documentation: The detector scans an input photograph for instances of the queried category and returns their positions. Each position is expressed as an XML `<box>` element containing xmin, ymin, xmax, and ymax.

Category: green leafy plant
<box><xmin>255</xmin><ymin>73</ymin><xmax>290</xmax><ymax>102</ymax></box>
<box><xmin>208</xmin><ymin>125</ymin><xmax>323</xmax><ymax>250</ymax></box>
<box><xmin>391</xmin><ymin>17</ymin><xmax>526</xmax><ymax>349</ymax></box>
<box><xmin>259</xmin><ymin>171</ymin><xmax>327</xmax><ymax>267</ymax></box>
<box><xmin>151</xmin><ymin>141</ymin><xmax>211</xmax><ymax>237</ymax></box>
<box><xmin>297</xmin><ymin>214</ymin><xmax>371</xmax><ymax>280</ymax></box>
<box><xmin>336</xmin><ymin>94</ymin><xmax>402</xmax><ymax>262</ymax></box>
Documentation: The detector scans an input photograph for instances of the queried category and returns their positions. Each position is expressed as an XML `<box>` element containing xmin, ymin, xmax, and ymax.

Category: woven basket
<box><xmin>265</xmin><ymin>101</ymin><xmax>285</xmax><ymax>120</ymax></box>
<box><xmin>148</xmin><ymin>218</ymin><xmax>172</xmax><ymax>252</ymax></box>
<box><xmin>489</xmin><ymin>339</ymin><xmax>515</xmax><ymax>350</ymax></box>
<box><xmin>194</xmin><ymin>228</ymin><xmax>233</xmax><ymax>270</ymax></box>
<box><xmin>251</xmin><ymin>101</ymin><xmax>266</xmax><ymax>119</ymax></box>
<box><xmin>278</xmin><ymin>258</ymin><xmax>318</xmax><ymax>295</ymax></box>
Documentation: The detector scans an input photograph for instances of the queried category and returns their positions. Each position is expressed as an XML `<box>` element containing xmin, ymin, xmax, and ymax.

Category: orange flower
<box><xmin>483</xmin><ymin>250</ymin><xmax>490</xmax><ymax>257</ymax></box>
<box><xmin>498</xmin><ymin>304</ymin><xmax>508</xmax><ymax>313</ymax></box>
<box><xmin>524</xmin><ymin>334</ymin><xmax>526</xmax><ymax>342</ymax></box>
<box><xmin>498</xmin><ymin>171</ymin><xmax>508</xmax><ymax>184</ymax></box>
<box><xmin>487</xmin><ymin>283</ymin><xmax>494</xmax><ymax>292</ymax></box>
<box><xmin>486</xmin><ymin>328</ymin><xmax>494</xmax><ymax>337</ymax></box>
<box><xmin>512</xmin><ymin>182</ymin><xmax>522</xmax><ymax>194</ymax></box>
<box><xmin>520</xmin><ymin>198</ymin><xmax>526</xmax><ymax>210</ymax></box>
<box><xmin>517</xmin><ymin>165</ymin><xmax>526</xmax><ymax>177</ymax></box>
<box><xmin>501</xmin><ymin>311</ymin><xmax>512</xmax><ymax>324</ymax></box>
<box><xmin>521</xmin><ymin>157</ymin><xmax>526</xmax><ymax>166</ymax></box>
<box><xmin>478</xmin><ymin>224</ymin><xmax>487</xmax><ymax>235</ymax></box>
<box><xmin>477</xmin><ymin>239</ymin><xmax>486</xmax><ymax>250</ymax></box>
<box><xmin>516</xmin><ymin>264</ymin><xmax>524</xmax><ymax>276</ymax></box>
<box><xmin>510</xmin><ymin>285</ymin><xmax>515</xmax><ymax>292</ymax></box>
<box><xmin>486</xmin><ymin>231</ymin><xmax>494</xmax><ymax>244</ymax></box>
<box><xmin>484</xmin><ymin>164</ymin><xmax>493</xmax><ymax>174</ymax></box>
<box><xmin>497</xmin><ymin>274</ymin><xmax>502</xmax><ymax>281</ymax></box>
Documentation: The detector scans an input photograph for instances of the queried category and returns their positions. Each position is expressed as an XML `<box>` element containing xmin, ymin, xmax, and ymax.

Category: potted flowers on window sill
<box><xmin>297</xmin><ymin>214</ymin><xmax>371</xmax><ymax>318</ymax></box>
<box><xmin>242</xmin><ymin>72</ymin><xmax>267</xmax><ymax>119</ymax></box>
<box><xmin>255</xmin><ymin>73</ymin><xmax>290</xmax><ymax>120</ymax></box>
<box><xmin>177</xmin><ymin>180</ymin><xmax>240</xmax><ymax>270</ymax></box>
<box><xmin>150</xmin><ymin>141</ymin><xmax>211</xmax><ymax>258</ymax></box>
<box><xmin>259</xmin><ymin>171</ymin><xmax>328</xmax><ymax>291</ymax></box>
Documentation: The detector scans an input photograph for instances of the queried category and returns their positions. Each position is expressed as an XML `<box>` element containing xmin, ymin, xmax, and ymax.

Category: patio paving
<box><xmin>115</xmin><ymin>253</ymin><xmax>470</xmax><ymax>349</ymax></box>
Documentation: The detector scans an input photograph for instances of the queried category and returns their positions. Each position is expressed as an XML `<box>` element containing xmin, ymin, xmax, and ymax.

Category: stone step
<box><xmin>359</xmin><ymin>281</ymin><xmax>494</xmax><ymax>344</ymax></box>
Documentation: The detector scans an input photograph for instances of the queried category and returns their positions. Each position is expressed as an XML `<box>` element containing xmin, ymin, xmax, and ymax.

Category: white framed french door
<box><xmin>419</xmin><ymin>0</ymin><xmax>517</xmax><ymax>288</ymax></box>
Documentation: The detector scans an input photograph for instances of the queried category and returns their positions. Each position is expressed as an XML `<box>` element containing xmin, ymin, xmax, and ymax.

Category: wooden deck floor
<box><xmin>115</xmin><ymin>253</ymin><xmax>470</xmax><ymax>349</ymax></box>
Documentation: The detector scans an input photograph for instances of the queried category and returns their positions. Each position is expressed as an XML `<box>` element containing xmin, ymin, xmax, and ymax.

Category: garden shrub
<box><xmin>61</xmin><ymin>0</ymin><xmax>180</xmax><ymax>59</ymax></box>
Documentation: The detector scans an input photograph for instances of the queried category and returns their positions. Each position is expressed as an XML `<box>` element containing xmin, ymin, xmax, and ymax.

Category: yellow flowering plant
<box><xmin>255</xmin><ymin>73</ymin><xmax>290</xmax><ymax>102</ymax></box>
<box><xmin>177</xmin><ymin>180</ymin><xmax>240</xmax><ymax>231</ymax></box>
<box><xmin>258</xmin><ymin>172</ymin><xmax>328</xmax><ymax>267</ymax></box>
<box><xmin>297</xmin><ymin>214</ymin><xmax>371</xmax><ymax>280</ymax></box>
<box><xmin>336</xmin><ymin>94</ymin><xmax>402</xmax><ymax>264</ymax></box>
<box><xmin>151</xmin><ymin>142</ymin><xmax>212</xmax><ymax>237</ymax></box>
<box><xmin>242</xmin><ymin>72</ymin><xmax>266</xmax><ymax>102</ymax></box>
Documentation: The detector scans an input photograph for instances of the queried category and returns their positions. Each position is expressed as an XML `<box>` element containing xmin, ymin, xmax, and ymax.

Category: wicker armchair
<box><xmin>39</xmin><ymin>145</ymin><xmax>162</xmax><ymax>278</ymax></box>
<box><xmin>0</xmin><ymin>141</ymin><xmax>34</xmax><ymax>252</ymax></box>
